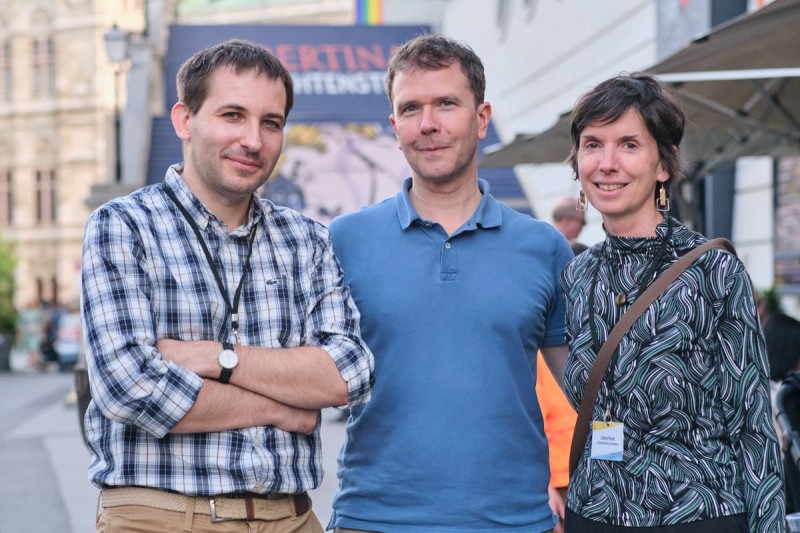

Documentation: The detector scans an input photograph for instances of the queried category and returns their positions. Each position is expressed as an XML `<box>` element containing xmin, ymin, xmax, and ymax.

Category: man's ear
<box><xmin>171</xmin><ymin>102</ymin><xmax>192</xmax><ymax>141</ymax></box>
<box><xmin>477</xmin><ymin>102</ymin><xmax>492</xmax><ymax>141</ymax></box>
<box><xmin>390</xmin><ymin>114</ymin><xmax>402</xmax><ymax>151</ymax></box>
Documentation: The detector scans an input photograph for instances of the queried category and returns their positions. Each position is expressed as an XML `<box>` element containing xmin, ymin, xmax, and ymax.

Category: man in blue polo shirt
<box><xmin>327</xmin><ymin>34</ymin><xmax>572</xmax><ymax>533</ymax></box>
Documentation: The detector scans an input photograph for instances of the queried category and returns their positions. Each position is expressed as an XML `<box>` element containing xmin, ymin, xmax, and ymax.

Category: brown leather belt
<box><xmin>102</xmin><ymin>486</ymin><xmax>310</xmax><ymax>522</ymax></box>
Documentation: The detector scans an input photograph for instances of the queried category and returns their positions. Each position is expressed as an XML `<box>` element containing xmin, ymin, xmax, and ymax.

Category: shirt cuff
<box><xmin>134</xmin><ymin>365</ymin><xmax>205</xmax><ymax>437</ymax></box>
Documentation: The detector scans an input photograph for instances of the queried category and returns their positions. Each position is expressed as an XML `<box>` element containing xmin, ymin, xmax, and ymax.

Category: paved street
<box><xmin>0</xmin><ymin>371</ymin><xmax>347</xmax><ymax>533</ymax></box>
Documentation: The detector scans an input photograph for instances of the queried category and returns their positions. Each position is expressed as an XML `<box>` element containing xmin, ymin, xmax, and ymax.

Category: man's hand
<box><xmin>278</xmin><ymin>406</ymin><xmax>322</xmax><ymax>435</ymax></box>
<box><xmin>158</xmin><ymin>339</ymin><xmax>219</xmax><ymax>379</ymax></box>
<box><xmin>548</xmin><ymin>485</ymin><xmax>566</xmax><ymax>533</ymax></box>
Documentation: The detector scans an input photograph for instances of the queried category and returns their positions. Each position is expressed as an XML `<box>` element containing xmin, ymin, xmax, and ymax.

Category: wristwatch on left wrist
<box><xmin>217</xmin><ymin>342</ymin><xmax>238</xmax><ymax>384</ymax></box>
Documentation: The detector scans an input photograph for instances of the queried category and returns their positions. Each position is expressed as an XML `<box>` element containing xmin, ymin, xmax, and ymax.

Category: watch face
<box><xmin>219</xmin><ymin>349</ymin><xmax>238</xmax><ymax>369</ymax></box>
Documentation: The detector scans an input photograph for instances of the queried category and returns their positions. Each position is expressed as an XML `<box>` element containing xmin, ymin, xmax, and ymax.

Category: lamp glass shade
<box><xmin>103</xmin><ymin>24</ymin><xmax>129</xmax><ymax>64</ymax></box>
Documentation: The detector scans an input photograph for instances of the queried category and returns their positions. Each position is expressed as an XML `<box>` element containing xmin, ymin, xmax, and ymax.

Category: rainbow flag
<box><xmin>356</xmin><ymin>0</ymin><xmax>382</xmax><ymax>25</ymax></box>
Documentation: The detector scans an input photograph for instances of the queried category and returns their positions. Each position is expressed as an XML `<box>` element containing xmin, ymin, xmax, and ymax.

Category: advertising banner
<box><xmin>147</xmin><ymin>24</ymin><xmax>530</xmax><ymax>222</ymax></box>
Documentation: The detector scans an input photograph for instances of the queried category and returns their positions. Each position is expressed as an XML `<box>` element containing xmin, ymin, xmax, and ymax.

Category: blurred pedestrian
<box><xmin>327</xmin><ymin>34</ymin><xmax>572</xmax><ymax>533</ymax></box>
<box><xmin>537</xmin><ymin>352</ymin><xmax>575</xmax><ymax>533</ymax></box>
<box><xmin>81</xmin><ymin>39</ymin><xmax>373</xmax><ymax>532</ymax></box>
<box><xmin>15</xmin><ymin>300</ymin><xmax>44</xmax><ymax>371</ymax></box>
<box><xmin>756</xmin><ymin>289</ymin><xmax>800</xmax><ymax>515</ymax></box>
<box><xmin>53</xmin><ymin>301</ymin><xmax>81</xmax><ymax>371</ymax></box>
<box><xmin>41</xmin><ymin>300</ymin><xmax>65</xmax><ymax>371</ymax></box>
<box><xmin>756</xmin><ymin>289</ymin><xmax>800</xmax><ymax>381</ymax></box>
<box><xmin>552</xmin><ymin>196</ymin><xmax>588</xmax><ymax>255</ymax></box>
<box><xmin>561</xmin><ymin>72</ymin><xmax>784</xmax><ymax>531</ymax></box>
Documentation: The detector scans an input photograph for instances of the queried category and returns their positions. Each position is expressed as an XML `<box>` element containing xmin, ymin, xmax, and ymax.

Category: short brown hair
<box><xmin>552</xmin><ymin>198</ymin><xmax>584</xmax><ymax>223</ymax></box>
<box><xmin>385</xmin><ymin>34</ymin><xmax>485</xmax><ymax>109</ymax></box>
<box><xmin>176</xmin><ymin>39</ymin><xmax>294</xmax><ymax>119</ymax></box>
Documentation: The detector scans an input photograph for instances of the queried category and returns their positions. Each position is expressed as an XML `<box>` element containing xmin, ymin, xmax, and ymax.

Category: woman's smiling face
<box><xmin>577</xmin><ymin>107</ymin><xmax>669</xmax><ymax>237</ymax></box>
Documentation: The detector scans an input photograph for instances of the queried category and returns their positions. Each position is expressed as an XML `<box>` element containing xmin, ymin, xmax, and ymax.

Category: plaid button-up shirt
<box><xmin>81</xmin><ymin>165</ymin><xmax>373</xmax><ymax>495</ymax></box>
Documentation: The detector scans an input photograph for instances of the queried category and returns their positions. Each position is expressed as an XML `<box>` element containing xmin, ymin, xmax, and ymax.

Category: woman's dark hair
<box><xmin>567</xmin><ymin>73</ymin><xmax>686</xmax><ymax>194</ymax></box>
<box><xmin>176</xmin><ymin>39</ymin><xmax>294</xmax><ymax>119</ymax></box>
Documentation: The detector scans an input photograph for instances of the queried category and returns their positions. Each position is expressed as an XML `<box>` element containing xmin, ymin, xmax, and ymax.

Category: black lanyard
<box><xmin>588</xmin><ymin>216</ymin><xmax>673</xmax><ymax>394</ymax></box>
<box><xmin>163</xmin><ymin>184</ymin><xmax>258</xmax><ymax>344</ymax></box>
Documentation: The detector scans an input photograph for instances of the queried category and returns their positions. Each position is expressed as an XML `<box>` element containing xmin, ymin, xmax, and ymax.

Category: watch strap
<box><xmin>219</xmin><ymin>342</ymin><xmax>235</xmax><ymax>384</ymax></box>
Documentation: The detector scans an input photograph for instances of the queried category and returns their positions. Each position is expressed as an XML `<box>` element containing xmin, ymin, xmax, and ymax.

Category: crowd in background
<box><xmin>14</xmin><ymin>300</ymin><xmax>81</xmax><ymax>372</ymax></box>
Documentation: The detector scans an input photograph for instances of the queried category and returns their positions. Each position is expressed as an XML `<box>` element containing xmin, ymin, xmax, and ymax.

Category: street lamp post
<box><xmin>103</xmin><ymin>24</ymin><xmax>129</xmax><ymax>184</ymax></box>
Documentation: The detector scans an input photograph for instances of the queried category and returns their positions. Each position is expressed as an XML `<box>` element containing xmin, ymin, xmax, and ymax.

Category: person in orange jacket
<box><xmin>537</xmin><ymin>353</ymin><xmax>576</xmax><ymax>533</ymax></box>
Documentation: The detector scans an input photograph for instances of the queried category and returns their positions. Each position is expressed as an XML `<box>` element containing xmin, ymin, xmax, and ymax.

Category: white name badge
<box><xmin>590</xmin><ymin>420</ymin><xmax>624</xmax><ymax>461</ymax></box>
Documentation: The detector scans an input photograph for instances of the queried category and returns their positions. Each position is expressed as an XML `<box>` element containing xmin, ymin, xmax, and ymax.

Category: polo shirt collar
<box><xmin>394</xmin><ymin>177</ymin><xmax>503</xmax><ymax>230</ymax></box>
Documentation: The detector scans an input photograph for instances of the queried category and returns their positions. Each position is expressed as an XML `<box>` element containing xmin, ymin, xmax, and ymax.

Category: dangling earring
<box><xmin>656</xmin><ymin>183</ymin><xmax>670</xmax><ymax>212</ymax></box>
<box><xmin>576</xmin><ymin>191</ymin><xmax>587</xmax><ymax>212</ymax></box>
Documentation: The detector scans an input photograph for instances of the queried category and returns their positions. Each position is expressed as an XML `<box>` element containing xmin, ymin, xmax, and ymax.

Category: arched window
<box><xmin>31</xmin><ymin>10</ymin><xmax>55</xmax><ymax>99</ymax></box>
<box><xmin>34</xmin><ymin>138</ymin><xmax>56</xmax><ymax>225</ymax></box>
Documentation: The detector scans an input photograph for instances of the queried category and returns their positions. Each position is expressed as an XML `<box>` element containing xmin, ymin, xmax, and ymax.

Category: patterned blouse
<box><xmin>560</xmin><ymin>216</ymin><xmax>785</xmax><ymax>531</ymax></box>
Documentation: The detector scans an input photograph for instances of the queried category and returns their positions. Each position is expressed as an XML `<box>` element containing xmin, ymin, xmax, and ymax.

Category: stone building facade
<box><xmin>0</xmin><ymin>0</ymin><xmax>147</xmax><ymax>308</ymax></box>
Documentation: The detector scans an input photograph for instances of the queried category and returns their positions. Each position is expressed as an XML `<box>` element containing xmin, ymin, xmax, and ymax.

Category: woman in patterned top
<box><xmin>560</xmin><ymin>73</ymin><xmax>785</xmax><ymax>532</ymax></box>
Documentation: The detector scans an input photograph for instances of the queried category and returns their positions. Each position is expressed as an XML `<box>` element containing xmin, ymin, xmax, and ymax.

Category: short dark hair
<box><xmin>552</xmin><ymin>197</ymin><xmax>584</xmax><ymax>223</ymax></box>
<box><xmin>386</xmin><ymin>34</ymin><xmax>485</xmax><ymax>109</ymax></box>
<box><xmin>567</xmin><ymin>73</ymin><xmax>686</xmax><ymax>194</ymax></box>
<box><xmin>176</xmin><ymin>39</ymin><xmax>294</xmax><ymax>119</ymax></box>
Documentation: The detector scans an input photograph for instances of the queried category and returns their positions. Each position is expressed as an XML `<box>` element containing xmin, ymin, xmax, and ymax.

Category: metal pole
<box><xmin>114</xmin><ymin>68</ymin><xmax>122</xmax><ymax>183</ymax></box>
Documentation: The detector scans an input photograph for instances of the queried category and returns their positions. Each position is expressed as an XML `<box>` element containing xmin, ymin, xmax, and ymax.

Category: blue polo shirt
<box><xmin>329</xmin><ymin>178</ymin><xmax>572</xmax><ymax>532</ymax></box>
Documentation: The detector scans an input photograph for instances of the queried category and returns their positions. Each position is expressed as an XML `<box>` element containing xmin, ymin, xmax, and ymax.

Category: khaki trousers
<box><xmin>97</xmin><ymin>503</ymin><xmax>324</xmax><ymax>533</ymax></box>
<box><xmin>334</xmin><ymin>527</ymin><xmax>553</xmax><ymax>533</ymax></box>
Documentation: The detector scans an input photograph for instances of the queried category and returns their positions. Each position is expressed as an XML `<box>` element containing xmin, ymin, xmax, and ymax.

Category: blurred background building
<box><xmin>0</xmin><ymin>1</ymin><xmax>142</xmax><ymax>309</ymax></box>
<box><xmin>0</xmin><ymin>0</ymin><xmax>797</xmax><ymax>317</ymax></box>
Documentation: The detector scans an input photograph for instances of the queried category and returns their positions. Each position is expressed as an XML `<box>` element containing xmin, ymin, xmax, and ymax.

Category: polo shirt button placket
<box><xmin>441</xmin><ymin>240</ymin><xmax>458</xmax><ymax>281</ymax></box>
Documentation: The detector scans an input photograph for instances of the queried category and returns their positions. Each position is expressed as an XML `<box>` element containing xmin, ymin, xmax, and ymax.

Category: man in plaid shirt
<box><xmin>81</xmin><ymin>39</ymin><xmax>374</xmax><ymax>532</ymax></box>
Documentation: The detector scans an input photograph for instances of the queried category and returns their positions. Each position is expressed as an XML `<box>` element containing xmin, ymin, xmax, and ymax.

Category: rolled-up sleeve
<box><xmin>302</xmin><ymin>222</ymin><xmax>374</xmax><ymax>406</ymax></box>
<box><xmin>81</xmin><ymin>207</ymin><xmax>204</xmax><ymax>437</ymax></box>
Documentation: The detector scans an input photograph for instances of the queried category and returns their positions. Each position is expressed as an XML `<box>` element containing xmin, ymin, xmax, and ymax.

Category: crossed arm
<box><xmin>162</xmin><ymin>340</ymin><xmax>347</xmax><ymax>433</ymax></box>
<box><xmin>170</xmin><ymin>376</ymin><xmax>323</xmax><ymax>435</ymax></box>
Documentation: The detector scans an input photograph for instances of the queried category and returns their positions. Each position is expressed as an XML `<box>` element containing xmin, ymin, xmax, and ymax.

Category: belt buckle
<box><xmin>208</xmin><ymin>497</ymin><xmax>239</xmax><ymax>523</ymax></box>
